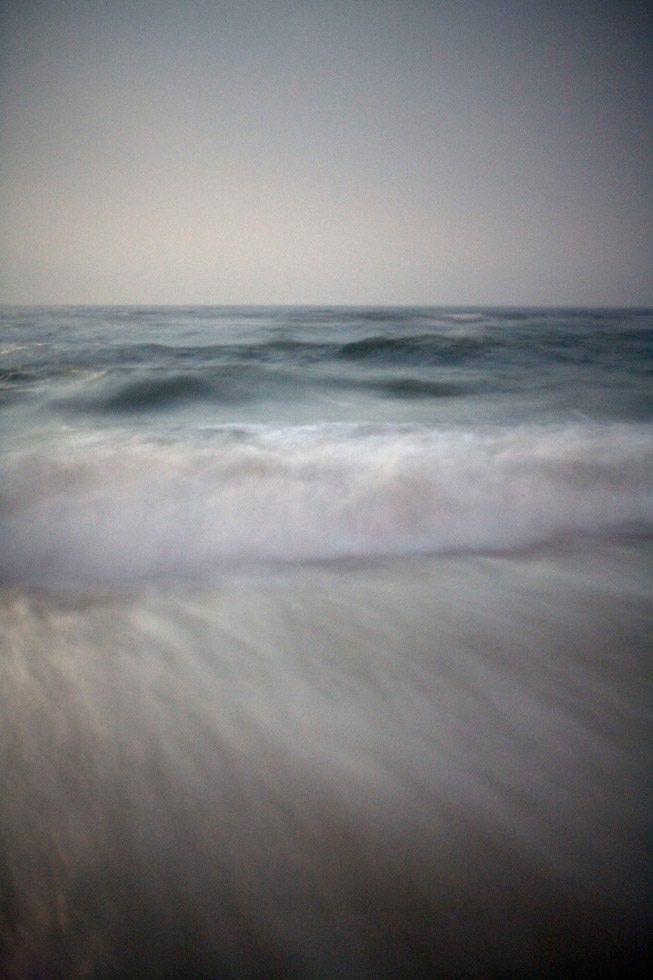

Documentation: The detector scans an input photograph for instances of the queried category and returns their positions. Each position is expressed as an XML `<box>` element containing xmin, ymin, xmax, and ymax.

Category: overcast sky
<box><xmin>1</xmin><ymin>0</ymin><xmax>651</xmax><ymax>305</ymax></box>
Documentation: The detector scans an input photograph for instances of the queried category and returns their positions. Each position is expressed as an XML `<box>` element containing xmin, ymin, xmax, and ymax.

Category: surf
<box><xmin>1</xmin><ymin>422</ymin><xmax>650</xmax><ymax>587</ymax></box>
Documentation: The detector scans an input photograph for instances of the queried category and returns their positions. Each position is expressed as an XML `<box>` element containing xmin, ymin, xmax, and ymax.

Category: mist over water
<box><xmin>1</xmin><ymin>307</ymin><xmax>651</xmax><ymax>976</ymax></box>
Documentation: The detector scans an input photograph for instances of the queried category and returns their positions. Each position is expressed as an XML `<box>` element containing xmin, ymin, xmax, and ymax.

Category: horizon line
<box><xmin>2</xmin><ymin>302</ymin><xmax>652</xmax><ymax>312</ymax></box>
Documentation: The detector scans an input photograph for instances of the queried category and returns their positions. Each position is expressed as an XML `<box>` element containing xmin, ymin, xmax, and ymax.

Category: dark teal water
<box><xmin>2</xmin><ymin>307</ymin><xmax>652</xmax><ymax>431</ymax></box>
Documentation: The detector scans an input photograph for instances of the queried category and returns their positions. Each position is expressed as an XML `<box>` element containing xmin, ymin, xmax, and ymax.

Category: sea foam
<box><xmin>1</xmin><ymin>422</ymin><xmax>651</xmax><ymax>586</ymax></box>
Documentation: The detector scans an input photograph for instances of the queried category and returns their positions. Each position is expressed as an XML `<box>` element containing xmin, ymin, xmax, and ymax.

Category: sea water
<box><xmin>1</xmin><ymin>307</ymin><xmax>651</xmax><ymax>976</ymax></box>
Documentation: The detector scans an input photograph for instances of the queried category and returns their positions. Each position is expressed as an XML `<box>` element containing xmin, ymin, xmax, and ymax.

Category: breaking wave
<box><xmin>1</xmin><ymin>422</ymin><xmax>651</xmax><ymax>586</ymax></box>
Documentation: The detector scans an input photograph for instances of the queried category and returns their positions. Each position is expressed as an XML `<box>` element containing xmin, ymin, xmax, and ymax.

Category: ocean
<box><xmin>1</xmin><ymin>306</ymin><xmax>651</xmax><ymax>977</ymax></box>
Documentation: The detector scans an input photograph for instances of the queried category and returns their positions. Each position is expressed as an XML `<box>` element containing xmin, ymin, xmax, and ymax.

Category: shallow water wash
<box><xmin>1</xmin><ymin>307</ymin><xmax>651</xmax><ymax>977</ymax></box>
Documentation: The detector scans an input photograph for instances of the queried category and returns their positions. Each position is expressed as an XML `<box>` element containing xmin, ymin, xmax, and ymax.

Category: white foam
<box><xmin>1</xmin><ymin>423</ymin><xmax>651</xmax><ymax>584</ymax></box>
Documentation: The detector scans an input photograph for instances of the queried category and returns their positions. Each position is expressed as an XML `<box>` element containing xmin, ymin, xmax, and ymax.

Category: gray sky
<box><xmin>1</xmin><ymin>0</ymin><xmax>651</xmax><ymax>305</ymax></box>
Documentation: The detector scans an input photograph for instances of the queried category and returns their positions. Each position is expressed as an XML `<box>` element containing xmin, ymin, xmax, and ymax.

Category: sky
<box><xmin>1</xmin><ymin>0</ymin><xmax>651</xmax><ymax>306</ymax></box>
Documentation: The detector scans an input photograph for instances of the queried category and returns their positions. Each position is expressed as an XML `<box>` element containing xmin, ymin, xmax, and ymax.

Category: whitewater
<box><xmin>1</xmin><ymin>306</ymin><xmax>651</xmax><ymax>977</ymax></box>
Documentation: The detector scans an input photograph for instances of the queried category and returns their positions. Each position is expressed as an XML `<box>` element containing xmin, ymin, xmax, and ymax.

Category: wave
<box><xmin>0</xmin><ymin>369</ymin><xmax>35</xmax><ymax>384</ymax></box>
<box><xmin>3</xmin><ymin>318</ymin><xmax>648</xmax><ymax>399</ymax></box>
<box><xmin>1</xmin><ymin>423</ymin><xmax>651</xmax><ymax>586</ymax></box>
<box><xmin>90</xmin><ymin>334</ymin><xmax>489</xmax><ymax>368</ymax></box>
<box><xmin>47</xmin><ymin>365</ymin><xmax>481</xmax><ymax>416</ymax></box>
<box><xmin>96</xmin><ymin>342</ymin><xmax>334</xmax><ymax>366</ymax></box>
<box><xmin>336</xmin><ymin>333</ymin><xmax>488</xmax><ymax>364</ymax></box>
<box><xmin>99</xmin><ymin>374</ymin><xmax>220</xmax><ymax>411</ymax></box>
<box><xmin>53</xmin><ymin>369</ymin><xmax>268</xmax><ymax>414</ymax></box>
<box><xmin>359</xmin><ymin>377</ymin><xmax>472</xmax><ymax>399</ymax></box>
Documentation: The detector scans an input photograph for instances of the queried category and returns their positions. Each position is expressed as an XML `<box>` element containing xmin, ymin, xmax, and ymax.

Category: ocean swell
<box><xmin>336</xmin><ymin>333</ymin><xmax>487</xmax><ymax>364</ymax></box>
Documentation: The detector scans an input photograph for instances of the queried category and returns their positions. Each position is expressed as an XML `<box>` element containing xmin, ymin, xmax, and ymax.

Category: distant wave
<box><xmin>358</xmin><ymin>377</ymin><xmax>472</xmax><ymax>399</ymax></box>
<box><xmin>336</xmin><ymin>333</ymin><xmax>487</xmax><ymax>363</ymax></box>
<box><xmin>3</xmin><ymin>318</ymin><xmax>648</xmax><ymax>389</ymax></box>
<box><xmin>47</xmin><ymin>363</ymin><xmax>482</xmax><ymax>415</ymax></box>
<box><xmin>105</xmin><ymin>334</ymin><xmax>490</xmax><ymax>366</ymax></box>
<box><xmin>0</xmin><ymin>370</ymin><xmax>35</xmax><ymax>384</ymax></box>
<box><xmin>53</xmin><ymin>369</ymin><xmax>269</xmax><ymax>413</ymax></box>
<box><xmin>1</xmin><ymin>422</ymin><xmax>651</xmax><ymax>586</ymax></box>
<box><xmin>97</xmin><ymin>374</ymin><xmax>220</xmax><ymax>411</ymax></box>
